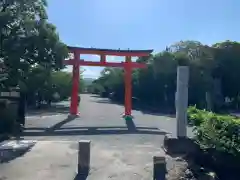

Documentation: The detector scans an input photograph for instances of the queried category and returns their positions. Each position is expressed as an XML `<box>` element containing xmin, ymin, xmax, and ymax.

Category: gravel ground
<box><xmin>0</xmin><ymin>94</ymin><xmax>195</xmax><ymax>179</ymax></box>
<box><xmin>0</xmin><ymin>141</ymin><xmax>200</xmax><ymax>180</ymax></box>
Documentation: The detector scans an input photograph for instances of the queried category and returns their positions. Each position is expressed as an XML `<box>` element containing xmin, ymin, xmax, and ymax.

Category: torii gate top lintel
<box><xmin>67</xmin><ymin>46</ymin><xmax>153</xmax><ymax>57</ymax></box>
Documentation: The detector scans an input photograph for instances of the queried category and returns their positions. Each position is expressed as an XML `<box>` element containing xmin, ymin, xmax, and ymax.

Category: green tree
<box><xmin>92</xmin><ymin>40</ymin><xmax>240</xmax><ymax>111</ymax></box>
<box><xmin>213</xmin><ymin>41</ymin><xmax>240</xmax><ymax>98</ymax></box>
<box><xmin>0</xmin><ymin>0</ymin><xmax>68</xmax><ymax>89</ymax></box>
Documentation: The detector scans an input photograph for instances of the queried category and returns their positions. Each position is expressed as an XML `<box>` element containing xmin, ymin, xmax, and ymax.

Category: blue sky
<box><xmin>46</xmin><ymin>0</ymin><xmax>240</xmax><ymax>78</ymax></box>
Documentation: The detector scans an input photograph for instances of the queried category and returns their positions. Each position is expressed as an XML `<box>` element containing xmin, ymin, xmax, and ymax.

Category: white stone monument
<box><xmin>176</xmin><ymin>66</ymin><xmax>189</xmax><ymax>138</ymax></box>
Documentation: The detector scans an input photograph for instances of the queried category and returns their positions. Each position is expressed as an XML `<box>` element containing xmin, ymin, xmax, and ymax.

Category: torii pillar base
<box><xmin>122</xmin><ymin>114</ymin><xmax>134</xmax><ymax>121</ymax></box>
<box><xmin>68</xmin><ymin>113</ymin><xmax>80</xmax><ymax>119</ymax></box>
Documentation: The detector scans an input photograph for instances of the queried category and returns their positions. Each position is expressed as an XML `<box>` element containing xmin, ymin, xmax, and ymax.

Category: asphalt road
<box><xmin>24</xmin><ymin>94</ymin><xmax>193</xmax><ymax>140</ymax></box>
<box><xmin>0</xmin><ymin>94</ymin><xmax>193</xmax><ymax>180</ymax></box>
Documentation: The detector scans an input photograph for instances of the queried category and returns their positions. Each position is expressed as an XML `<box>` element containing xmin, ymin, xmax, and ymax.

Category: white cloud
<box><xmin>62</xmin><ymin>66</ymin><xmax>101</xmax><ymax>79</ymax></box>
<box><xmin>80</xmin><ymin>54</ymin><xmax>99</xmax><ymax>61</ymax></box>
<box><xmin>82</xmin><ymin>67</ymin><xmax>102</xmax><ymax>78</ymax></box>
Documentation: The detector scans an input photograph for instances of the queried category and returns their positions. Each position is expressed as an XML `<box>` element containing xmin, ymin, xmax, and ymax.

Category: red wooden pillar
<box><xmin>124</xmin><ymin>56</ymin><xmax>132</xmax><ymax>118</ymax></box>
<box><xmin>70</xmin><ymin>52</ymin><xmax>80</xmax><ymax>115</ymax></box>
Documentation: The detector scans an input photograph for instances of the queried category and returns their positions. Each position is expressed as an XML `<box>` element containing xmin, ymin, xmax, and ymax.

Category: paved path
<box><xmin>24</xmin><ymin>94</ymin><xmax>193</xmax><ymax>141</ymax></box>
<box><xmin>0</xmin><ymin>94</ymin><xmax>193</xmax><ymax>180</ymax></box>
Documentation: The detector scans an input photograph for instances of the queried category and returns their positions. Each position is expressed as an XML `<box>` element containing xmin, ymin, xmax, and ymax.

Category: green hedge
<box><xmin>187</xmin><ymin>106</ymin><xmax>211</xmax><ymax>126</ymax></box>
<box><xmin>188</xmin><ymin>106</ymin><xmax>240</xmax><ymax>177</ymax></box>
<box><xmin>188</xmin><ymin>106</ymin><xmax>240</xmax><ymax>156</ymax></box>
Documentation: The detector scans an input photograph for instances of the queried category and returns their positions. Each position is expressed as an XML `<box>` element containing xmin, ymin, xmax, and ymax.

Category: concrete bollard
<box><xmin>153</xmin><ymin>156</ymin><xmax>166</xmax><ymax>180</ymax></box>
<box><xmin>78</xmin><ymin>140</ymin><xmax>91</xmax><ymax>174</ymax></box>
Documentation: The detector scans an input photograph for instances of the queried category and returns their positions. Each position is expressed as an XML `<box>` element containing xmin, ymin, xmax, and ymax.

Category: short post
<box><xmin>78</xmin><ymin>140</ymin><xmax>91</xmax><ymax>174</ymax></box>
<box><xmin>176</xmin><ymin>66</ymin><xmax>189</xmax><ymax>138</ymax></box>
<box><xmin>153</xmin><ymin>156</ymin><xmax>166</xmax><ymax>180</ymax></box>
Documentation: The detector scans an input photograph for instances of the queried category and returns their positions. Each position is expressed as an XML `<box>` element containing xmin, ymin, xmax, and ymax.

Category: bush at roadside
<box><xmin>187</xmin><ymin>106</ymin><xmax>212</xmax><ymax>126</ymax></box>
<box><xmin>188</xmin><ymin>106</ymin><xmax>240</xmax><ymax>155</ymax></box>
<box><xmin>187</xmin><ymin>106</ymin><xmax>240</xmax><ymax>178</ymax></box>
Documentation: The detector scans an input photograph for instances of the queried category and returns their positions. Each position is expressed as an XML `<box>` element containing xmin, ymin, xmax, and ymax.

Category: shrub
<box><xmin>188</xmin><ymin>106</ymin><xmax>240</xmax><ymax>155</ymax></box>
<box><xmin>187</xmin><ymin>106</ymin><xmax>213</xmax><ymax>126</ymax></box>
<box><xmin>188</xmin><ymin>106</ymin><xmax>240</xmax><ymax>177</ymax></box>
<box><xmin>195</xmin><ymin>113</ymin><xmax>240</xmax><ymax>156</ymax></box>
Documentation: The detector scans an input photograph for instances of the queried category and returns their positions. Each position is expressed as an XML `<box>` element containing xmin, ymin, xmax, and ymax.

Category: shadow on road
<box><xmin>125</xmin><ymin>119</ymin><xmax>136</xmax><ymax>132</ymax></box>
<box><xmin>73</xmin><ymin>173</ymin><xmax>88</xmax><ymax>180</ymax></box>
<box><xmin>46</xmin><ymin>115</ymin><xmax>77</xmax><ymax>132</ymax></box>
<box><xmin>24</xmin><ymin>114</ymin><xmax>77</xmax><ymax>133</ymax></box>
<box><xmin>23</xmin><ymin>96</ymin><xmax>168</xmax><ymax>136</ymax></box>
<box><xmin>23</xmin><ymin>125</ymin><xmax>167</xmax><ymax>136</ymax></box>
<box><xmin>91</xmin><ymin>98</ymin><xmax>175</xmax><ymax>118</ymax></box>
<box><xmin>26</xmin><ymin>104</ymin><xmax>70</xmax><ymax>116</ymax></box>
<box><xmin>0</xmin><ymin>139</ymin><xmax>36</xmax><ymax>163</ymax></box>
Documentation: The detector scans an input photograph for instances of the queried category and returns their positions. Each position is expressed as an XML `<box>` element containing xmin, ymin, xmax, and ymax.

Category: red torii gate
<box><xmin>64</xmin><ymin>46</ymin><xmax>153</xmax><ymax>120</ymax></box>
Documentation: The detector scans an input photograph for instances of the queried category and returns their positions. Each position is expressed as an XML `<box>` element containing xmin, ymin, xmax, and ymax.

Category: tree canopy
<box><xmin>0</xmin><ymin>0</ymin><xmax>84</xmax><ymax>107</ymax></box>
<box><xmin>2</xmin><ymin>1</ymin><xmax>240</xmax><ymax>112</ymax></box>
<box><xmin>90</xmin><ymin>40</ymin><xmax>240</xmax><ymax>111</ymax></box>
<box><xmin>0</xmin><ymin>0</ymin><xmax>68</xmax><ymax>88</ymax></box>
